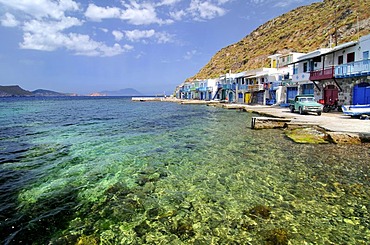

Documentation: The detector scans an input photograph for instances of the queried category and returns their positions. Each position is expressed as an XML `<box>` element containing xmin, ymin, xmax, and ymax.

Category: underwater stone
<box><xmin>247</xmin><ymin>205</ymin><xmax>272</xmax><ymax>219</ymax></box>
<box><xmin>76</xmin><ymin>235</ymin><xmax>99</xmax><ymax>245</ymax></box>
<box><xmin>265</xmin><ymin>228</ymin><xmax>289</xmax><ymax>245</ymax></box>
<box><xmin>104</xmin><ymin>182</ymin><xmax>131</xmax><ymax>198</ymax></box>
<box><xmin>327</xmin><ymin>132</ymin><xmax>362</xmax><ymax>144</ymax></box>
<box><xmin>285</xmin><ymin>127</ymin><xmax>329</xmax><ymax>144</ymax></box>
<box><xmin>174</xmin><ymin>221</ymin><xmax>195</xmax><ymax>239</ymax></box>
<box><xmin>134</xmin><ymin>220</ymin><xmax>151</xmax><ymax>237</ymax></box>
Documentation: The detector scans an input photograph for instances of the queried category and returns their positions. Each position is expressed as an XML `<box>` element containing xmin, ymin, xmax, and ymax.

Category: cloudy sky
<box><xmin>0</xmin><ymin>0</ymin><xmax>319</xmax><ymax>95</ymax></box>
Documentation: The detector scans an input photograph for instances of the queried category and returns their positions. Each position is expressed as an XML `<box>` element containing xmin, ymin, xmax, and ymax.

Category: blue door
<box><xmin>353</xmin><ymin>83</ymin><xmax>370</xmax><ymax>104</ymax></box>
<box><xmin>229</xmin><ymin>92</ymin><xmax>234</xmax><ymax>102</ymax></box>
<box><xmin>287</xmin><ymin>87</ymin><xmax>298</xmax><ymax>103</ymax></box>
<box><xmin>302</xmin><ymin>84</ymin><xmax>314</xmax><ymax>95</ymax></box>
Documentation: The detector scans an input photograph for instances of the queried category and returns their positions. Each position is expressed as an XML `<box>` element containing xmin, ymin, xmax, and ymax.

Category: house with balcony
<box><xmin>234</xmin><ymin>68</ymin><xmax>277</xmax><ymax>105</ymax></box>
<box><xmin>334</xmin><ymin>34</ymin><xmax>370</xmax><ymax>105</ymax></box>
<box><xmin>212</xmin><ymin>73</ymin><xmax>237</xmax><ymax>102</ymax></box>
<box><xmin>196</xmin><ymin>79</ymin><xmax>215</xmax><ymax>101</ymax></box>
<box><xmin>175</xmin><ymin>83</ymin><xmax>184</xmax><ymax>99</ymax></box>
<box><xmin>304</xmin><ymin>34</ymin><xmax>370</xmax><ymax>105</ymax></box>
<box><xmin>180</xmin><ymin>82</ymin><xmax>193</xmax><ymax>99</ymax></box>
<box><xmin>304</xmin><ymin>42</ymin><xmax>357</xmax><ymax>106</ymax></box>
<box><xmin>235</xmin><ymin>72</ymin><xmax>248</xmax><ymax>103</ymax></box>
<box><xmin>290</xmin><ymin>49</ymin><xmax>332</xmax><ymax>103</ymax></box>
<box><xmin>268</xmin><ymin>52</ymin><xmax>305</xmax><ymax>104</ymax></box>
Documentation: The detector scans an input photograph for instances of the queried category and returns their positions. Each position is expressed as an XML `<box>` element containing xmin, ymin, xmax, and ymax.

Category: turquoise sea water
<box><xmin>0</xmin><ymin>97</ymin><xmax>369</xmax><ymax>244</ymax></box>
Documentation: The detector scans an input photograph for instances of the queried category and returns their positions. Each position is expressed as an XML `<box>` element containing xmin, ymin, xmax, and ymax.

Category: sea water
<box><xmin>0</xmin><ymin>97</ymin><xmax>369</xmax><ymax>244</ymax></box>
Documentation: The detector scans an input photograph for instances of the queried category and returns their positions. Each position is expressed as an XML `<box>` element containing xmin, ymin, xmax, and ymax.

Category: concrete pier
<box><xmin>132</xmin><ymin>97</ymin><xmax>167</xmax><ymax>102</ymax></box>
<box><xmin>251</xmin><ymin>117</ymin><xmax>292</xmax><ymax>129</ymax></box>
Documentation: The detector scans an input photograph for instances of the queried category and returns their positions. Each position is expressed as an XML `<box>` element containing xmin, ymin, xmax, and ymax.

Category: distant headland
<box><xmin>0</xmin><ymin>85</ymin><xmax>142</xmax><ymax>97</ymax></box>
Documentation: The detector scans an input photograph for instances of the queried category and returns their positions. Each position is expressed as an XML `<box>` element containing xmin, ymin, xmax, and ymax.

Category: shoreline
<box><xmin>133</xmin><ymin>97</ymin><xmax>370</xmax><ymax>144</ymax></box>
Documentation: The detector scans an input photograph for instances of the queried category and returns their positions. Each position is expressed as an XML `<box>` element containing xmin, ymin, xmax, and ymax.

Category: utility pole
<box><xmin>334</xmin><ymin>4</ymin><xmax>338</xmax><ymax>46</ymax></box>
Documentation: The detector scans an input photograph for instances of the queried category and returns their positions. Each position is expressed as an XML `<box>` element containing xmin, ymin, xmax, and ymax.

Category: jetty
<box><xmin>132</xmin><ymin>97</ymin><xmax>167</xmax><ymax>102</ymax></box>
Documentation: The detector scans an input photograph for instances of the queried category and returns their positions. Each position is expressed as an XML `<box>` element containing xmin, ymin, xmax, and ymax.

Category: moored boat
<box><xmin>341</xmin><ymin>104</ymin><xmax>370</xmax><ymax>116</ymax></box>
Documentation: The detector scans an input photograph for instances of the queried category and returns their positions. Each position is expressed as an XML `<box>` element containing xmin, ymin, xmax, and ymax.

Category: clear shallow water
<box><xmin>0</xmin><ymin>97</ymin><xmax>369</xmax><ymax>244</ymax></box>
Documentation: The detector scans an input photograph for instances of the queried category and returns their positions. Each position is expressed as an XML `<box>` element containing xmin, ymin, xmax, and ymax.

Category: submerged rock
<box><xmin>265</xmin><ymin>228</ymin><xmax>290</xmax><ymax>245</ymax></box>
<box><xmin>285</xmin><ymin>127</ymin><xmax>329</xmax><ymax>144</ymax></box>
<box><xmin>326</xmin><ymin>132</ymin><xmax>362</xmax><ymax>144</ymax></box>
<box><xmin>247</xmin><ymin>205</ymin><xmax>272</xmax><ymax>219</ymax></box>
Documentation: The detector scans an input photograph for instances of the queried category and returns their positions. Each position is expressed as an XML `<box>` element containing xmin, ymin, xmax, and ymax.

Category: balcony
<box><xmin>335</xmin><ymin>59</ymin><xmax>370</xmax><ymax>78</ymax></box>
<box><xmin>248</xmin><ymin>84</ymin><xmax>264</xmax><ymax>92</ymax></box>
<box><xmin>198</xmin><ymin>87</ymin><xmax>207</xmax><ymax>92</ymax></box>
<box><xmin>309</xmin><ymin>67</ymin><xmax>334</xmax><ymax>81</ymax></box>
<box><xmin>237</xmin><ymin>84</ymin><xmax>248</xmax><ymax>90</ymax></box>
<box><xmin>221</xmin><ymin>84</ymin><xmax>236</xmax><ymax>90</ymax></box>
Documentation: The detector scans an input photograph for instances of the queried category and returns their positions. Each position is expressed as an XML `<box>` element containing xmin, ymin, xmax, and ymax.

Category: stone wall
<box><xmin>314</xmin><ymin>76</ymin><xmax>370</xmax><ymax>105</ymax></box>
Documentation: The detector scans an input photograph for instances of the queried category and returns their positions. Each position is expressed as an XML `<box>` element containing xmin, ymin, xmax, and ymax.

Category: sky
<box><xmin>0</xmin><ymin>0</ymin><xmax>320</xmax><ymax>95</ymax></box>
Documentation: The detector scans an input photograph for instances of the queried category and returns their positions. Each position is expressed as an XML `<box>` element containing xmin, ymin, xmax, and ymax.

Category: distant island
<box><xmin>90</xmin><ymin>88</ymin><xmax>142</xmax><ymax>96</ymax></box>
<box><xmin>0</xmin><ymin>85</ymin><xmax>141</xmax><ymax>97</ymax></box>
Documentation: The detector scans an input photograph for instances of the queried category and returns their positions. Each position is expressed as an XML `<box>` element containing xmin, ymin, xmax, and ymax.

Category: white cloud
<box><xmin>23</xmin><ymin>17</ymin><xmax>83</xmax><ymax>34</ymax></box>
<box><xmin>123</xmin><ymin>29</ymin><xmax>174</xmax><ymax>44</ymax></box>
<box><xmin>168</xmin><ymin>0</ymin><xmax>230</xmax><ymax>21</ymax></box>
<box><xmin>1</xmin><ymin>13</ymin><xmax>19</xmax><ymax>27</ymax></box>
<box><xmin>120</xmin><ymin>1</ymin><xmax>173</xmax><ymax>25</ymax></box>
<box><xmin>184</xmin><ymin>50</ymin><xmax>199</xmax><ymax>60</ymax></box>
<box><xmin>169</xmin><ymin>10</ymin><xmax>186</xmax><ymax>21</ymax></box>
<box><xmin>0</xmin><ymin>0</ymin><xmax>79</xmax><ymax>19</ymax></box>
<box><xmin>20</xmin><ymin>17</ymin><xmax>130</xmax><ymax>57</ymax></box>
<box><xmin>85</xmin><ymin>4</ymin><xmax>121</xmax><ymax>22</ymax></box>
<box><xmin>84</xmin><ymin>2</ymin><xmax>173</xmax><ymax>25</ymax></box>
<box><xmin>189</xmin><ymin>0</ymin><xmax>226</xmax><ymax>20</ymax></box>
<box><xmin>157</xmin><ymin>0</ymin><xmax>182</xmax><ymax>6</ymax></box>
<box><xmin>155</xmin><ymin>32</ymin><xmax>173</xmax><ymax>44</ymax></box>
<box><xmin>21</xmin><ymin>31</ymin><xmax>130</xmax><ymax>57</ymax></box>
<box><xmin>124</xmin><ymin>29</ymin><xmax>156</xmax><ymax>42</ymax></box>
<box><xmin>112</xmin><ymin>30</ymin><xmax>124</xmax><ymax>41</ymax></box>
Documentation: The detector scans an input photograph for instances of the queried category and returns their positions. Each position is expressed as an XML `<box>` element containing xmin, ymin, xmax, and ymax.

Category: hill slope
<box><xmin>32</xmin><ymin>89</ymin><xmax>67</xmax><ymax>96</ymax></box>
<box><xmin>0</xmin><ymin>85</ymin><xmax>32</xmax><ymax>96</ymax></box>
<box><xmin>190</xmin><ymin>0</ymin><xmax>370</xmax><ymax>80</ymax></box>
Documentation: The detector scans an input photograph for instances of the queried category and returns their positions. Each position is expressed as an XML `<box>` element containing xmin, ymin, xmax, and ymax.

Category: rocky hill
<box><xmin>32</xmin><ymin>89</ymin><xmax>70</xmax><ymax>96</ymax></box>
<box><xmin>0</xmin><ymin>85</ymin><xmax>33</xmax><ymax>97</ymax></box>
<box><xmin>189</xmin><ymin>0</ymin><xmax>370</xmax><ymax>80</ymax></box>
<box><xmin>0</xmin><ymin>85</ymin><xmax>73</xmax><ymax>97</ymax></box>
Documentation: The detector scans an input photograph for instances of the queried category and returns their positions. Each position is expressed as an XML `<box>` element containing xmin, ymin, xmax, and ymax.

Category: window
<box><xmin>347</xmin><ymin>52</ymin><xmax>355</xmax><ymax>63</ymax></box>
<box><xmin>303</xmin><ymin>62</ymin><xmax>308</xmax><ymax>72</ymax></box>
<box><xmin>338</xmin><ymin>55</ymin><xmax>343</xmax><ymax>65</ymax></box>
<box><xmin>363</xmin><ymin>51</ymin><xmax>369</xmax><ymax>60</ymax></box>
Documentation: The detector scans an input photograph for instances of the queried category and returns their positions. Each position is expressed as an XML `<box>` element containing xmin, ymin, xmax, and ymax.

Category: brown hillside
<box><xmin>189</xmin><ymin>0</ymin><xmax>370</xmax><ymax>81</ymax></box>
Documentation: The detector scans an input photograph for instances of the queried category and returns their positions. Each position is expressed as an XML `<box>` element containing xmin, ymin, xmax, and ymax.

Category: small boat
<box><xmin>341</xmin><ymin>104</ymin><xmax>370</xmax><ymax>116</ymax></box>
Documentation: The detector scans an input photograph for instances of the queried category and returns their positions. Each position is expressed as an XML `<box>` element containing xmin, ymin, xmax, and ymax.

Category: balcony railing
<box><xmin>309</xmin><ymin>66</ymin><xmax>334</xmax><ymax>81</ymax></box>
<box><xmin>222</xmin><ymin>84</ymin><xmax>236</xmax><ymax>90</ymax></box>
<box><xmin>248</xmin><ymin>84</ymin><xmax>264</xmax><ymax>92</ymax></box>
<box><xmin>335</xmin><ymin>59</ymin><xmax>370</xmax><ymax>78</ymax></box>
<box><xmin>237</xmin><ymin>84</ymin><xmax>249</xmax><ymax>90</ymax></box>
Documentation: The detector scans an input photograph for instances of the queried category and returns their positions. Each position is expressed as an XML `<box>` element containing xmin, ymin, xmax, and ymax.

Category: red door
<box><xmin>324</xmin><ymin>85</ymin><xmax>338</xmax><ymax>105</ymax></box>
